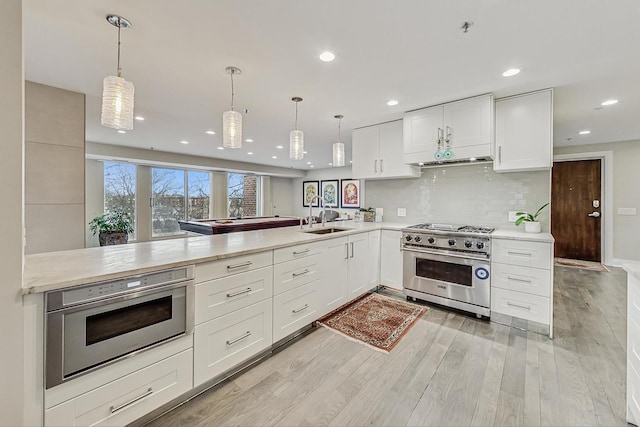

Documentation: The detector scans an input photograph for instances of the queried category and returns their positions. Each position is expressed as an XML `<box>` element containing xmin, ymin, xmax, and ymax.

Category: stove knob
<box><xmin>405</xmin><ymin>235</ymin><xmax>412</xmax><ymax>242</ymax></box>
<box><xmin>464</xmin><ymin>240</ymin><xmax>473</xmax><ymax>248</ymax></box>
<box><xmin>414</xmin><ymin>236</ymin><xmax>422</xmax><ymax>243</ymax></box>
<box><xmin>427</xmin><ymin>237</ymin><xmax>436</xmax><ymax>244</ymax></box>
<box><xmin>476</xmin><ymin>242</ymin><xmax>485</xmax><ymax>250</ymax></box>
<box><xmin>448</xmin><ymin>239</ymin><xmax>456</xmax><ymax>246</ymax></box>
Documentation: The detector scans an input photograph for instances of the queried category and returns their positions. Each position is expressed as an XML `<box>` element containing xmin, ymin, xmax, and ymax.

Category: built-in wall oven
<box><xmin>402</xmin><ymin>224</ymin><xmax>493</xmax><ymax>317</ymax></box>
<box><xmin>45</xmin><ymin>266</ymin><xmax>194</xmax><ymax>389</ymax></box>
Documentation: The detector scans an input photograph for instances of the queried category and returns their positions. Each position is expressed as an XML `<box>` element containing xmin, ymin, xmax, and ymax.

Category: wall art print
<box><xmin>321</xmin><ymin>180</ymin><xmax>340</xmax><ymax>208</ymax></box>
<box><xmin>340</xmin><ymin>179</ymin><xmax>360</xmax><ymax>209</ymax></box>
<box><xmin>302</xmin><ymin>180</ymin><xmax>320</xmax><ymax>207</ymax></box>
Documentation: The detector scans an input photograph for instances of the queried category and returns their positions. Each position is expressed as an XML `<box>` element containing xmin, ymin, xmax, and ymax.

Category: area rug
<box><xmin>555</xmin><ymin>257</ymin><xmax>609</xmax><ymax>272</ymax></box>
<box><xmin>317</xmin><ymin>293</ymin><xmax>427</xmax><ymax>353</ymax></box>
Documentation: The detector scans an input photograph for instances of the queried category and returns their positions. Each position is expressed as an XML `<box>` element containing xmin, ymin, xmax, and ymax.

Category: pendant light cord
<box><xmin>116</xmin><ymin>20</ymin><xmax>122</xmax><ymax>77</ymax></box>
<box><xmin>230</xmin><ymin>70</ymin><xmax>235</xmax><ymax>111</ymax></box>
<box><xmin>294</xmin><ymin>102</ymin><xmax>298</xmax><ymax>130</ymax></box>
<box><xmin>337</xmin><ymin>116</ymin><xmax>342</xmax><ymax>141</ymax></box>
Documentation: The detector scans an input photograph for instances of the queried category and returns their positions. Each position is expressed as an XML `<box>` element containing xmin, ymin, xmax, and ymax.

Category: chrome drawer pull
<box><xmin>507</xmin><ymin>301</ymin><xmax>531</xmax><ymax>310</ymax></box>
<box><xmin>292</xmin><ymin>269</ymin><xmax>310</xmax><ymax>278</ymax></box>
<box><xmin>227</xmin><ymin>288</ymin><xmax>252</xmax><ymax>298</ymax></box>
<box><xmin>507</xmin><ymin>276</ymin><xmax>532</xmax><ymax>283</ymax></box>
<box><xmin>293</xmin><ymin>249</ymin><xmax>310</xmax><ymax>255</ymax></box>
<box><xmin>226</xmin><ymin>331</ymin><xmax>252</xmax><ymax>346</ymax></box>
<box><xmin>227</xmin><ymin>261</ymin><xmax>252</xmax><ymax>270</ymax></box>
<box><xmin>508</xmin><ymin>251</ymin><xmax>532</xmax><ymax>257</ymax></box>
<box><xmin>110</xmin><ymin>387</ymin><xmax>153</xmax><ymax>414</ymax></box>
<box><xmin>292</xmin><ymin>304</ymin><xmax>310</xmax><ymax>314</ymax></box>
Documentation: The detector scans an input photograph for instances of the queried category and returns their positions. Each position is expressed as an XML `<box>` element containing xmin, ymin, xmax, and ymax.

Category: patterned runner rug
<box><xmin>317</xmin><ymin>293</ymin><xmax>427</xmax><ymax>353</ymax></box>
<box><xmin>555</xmin><ymin>257</ymin><xmax>609</xmax><ymax>272</ymax></box>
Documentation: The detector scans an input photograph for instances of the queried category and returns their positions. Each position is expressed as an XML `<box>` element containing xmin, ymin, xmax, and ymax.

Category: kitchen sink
<box><xmin>302</xmin><ymin>227</ymin><xmax>350</xmax><ymax>235</ymax></box>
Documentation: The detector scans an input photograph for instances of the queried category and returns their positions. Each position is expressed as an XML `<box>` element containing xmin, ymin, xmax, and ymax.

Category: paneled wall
<box><xmin>25</xmin><ymin>81</ymin><xmax>85</xmax><ymax>254</ymax></box>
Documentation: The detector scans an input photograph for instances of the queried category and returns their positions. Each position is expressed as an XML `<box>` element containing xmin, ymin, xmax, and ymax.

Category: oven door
<box><xmin>403</xmin><ymin>249</ymin><xmax>490</xmax><ymax>308</ymax></box>
<box><xmin>46</xmin><ymin>282</ymin><xmax>189</xmax><ymax>388</ymax></box>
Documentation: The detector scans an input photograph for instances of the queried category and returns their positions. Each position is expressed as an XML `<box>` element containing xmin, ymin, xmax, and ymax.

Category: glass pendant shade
<box><xmin>223</xmin><ymin>109</ymin><xmax>242</xmax><ymax>148</ymax></box>
<box><xmin>290</xmin><ymin>130</ymin><xmax>304</xmax><ymax>160</ymax></box>
<box><xmin>101</xmin><ymin>75</ymin><xmax>135</xmax><ymax>130</ymax></box>
<box><xmin>333</xmin><ymin>141</ymin><xmax>345</xmax><ymax>167</ymax></box>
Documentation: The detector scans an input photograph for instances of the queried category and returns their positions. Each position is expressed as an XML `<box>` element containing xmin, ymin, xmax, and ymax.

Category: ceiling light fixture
<box><xmin>276</xmin><ymin>145</ymin><xmax>284</xmax><ymax>149</ymax></box>
<box><xmin>578</xmin><ymin>130</ymin><xmax>591</xmax><ymax>135</ymax></box>
<box><xmin>387</xmin><ymin>100</ymin><xmax>399</xmax><ymax>106</ymax></box>
<box><xmin>223</xmin><ymin>66</ymin><xmax>242</xmax><ymax>148</ymax></box>
<box><xmin>217</xmin><ymin>146</ymin><xmax>224</xmax><ymax>150</ymax></box>
<box><xmin>101</xmin><ymin>15</ymin><xmax>135</xmax><ymax>131</ymax></box>
<box><xmin>134</xmin><ymin>116</ymin><xmax>144</xmax><ymax>121</ymax></box>
<box><xmin>319</xmin><ymin>51</ymin><xmax>335</xmax><ymax>62</ymax></box>
<box><xmin>601</xmin><ymin>99</ymin><xmax>618</xmax><ymax>106</ymax></box>
<box><xmin>205</xmin><ymin>130</ymin><xmax>215</xmax><ymax>135</ymax></box>
<box><xmin>332</xmin><ymin>114</ymin><xmax>345</xmax><ymax>167</ymax></box>
<box><xmin>117</xmin><ymin>130</ymin><xmax>126</xmax><ymax>134</ymax></box>
<box><xmin>272</xmin><ymin>156</ymin><xmax>277</xmax><ymax>159</ymax></box>
<box><xmin>502</xmin><ymin>68</ymin><xmax>521</xmax><ymax>77</ymax></box>
<box><xmin>180</xmin><ymin>140</ymin><xmax>189</xmax><ymax>144</ymax></box>
<box><xmin>245</xmin><ymin>138</ymin><xmax>253</xmax><ymax>143</ymax></box>
<box><xmin>290</xmin><ymin>97</ymin><xmax>304</xmax><ymax>160</ymax></box>
<box><xmin>247</xmin><ymin>152</ymin><xmax>253</xmax><ymax>155</ymax></box>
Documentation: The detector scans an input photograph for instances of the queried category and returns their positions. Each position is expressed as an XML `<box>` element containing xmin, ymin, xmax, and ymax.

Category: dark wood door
<box><xmin>551</xmin><ymin>159</ymin><xmax>601</xmax><ymax>261</ymax></box>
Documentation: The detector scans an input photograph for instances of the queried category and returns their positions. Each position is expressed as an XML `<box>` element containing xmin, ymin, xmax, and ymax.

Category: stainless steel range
<box><xmin>402</xmin><ymin>223</ymin><xmax>495</xmax><ymax>317</ymax></box>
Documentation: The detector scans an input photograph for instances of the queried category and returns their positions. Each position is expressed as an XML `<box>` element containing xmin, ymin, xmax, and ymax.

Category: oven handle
<box><xmin>402</xmin><ymin>247</ymin><xmax>489</xmax><ymax>261</ymax></box>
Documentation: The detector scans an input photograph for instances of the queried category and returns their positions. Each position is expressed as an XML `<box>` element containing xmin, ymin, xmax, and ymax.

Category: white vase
<box><xmin>524</xmin><ymin>221</ymin><xmax>541</xmax><ymax>233</ymax></box>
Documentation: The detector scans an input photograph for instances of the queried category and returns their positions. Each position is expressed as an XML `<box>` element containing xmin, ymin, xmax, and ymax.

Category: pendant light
<box><xmin>332</xmin><ymin>115</ymin><xmax>345</xmax><ymax>167</ymax></box>
<box><xmin>223</xmin><ymin>66</ymin><xmax>242</xmax><ymax>148</ymax></box>
<box><xmin>101</xmin><ymin>15</ymin><xmax>135</xmax><ymax>131</ymax></box>
<box><xmin>289</xmin><ymin>97</ymin><xmax>304</xmax><ymax>160</ymax></box>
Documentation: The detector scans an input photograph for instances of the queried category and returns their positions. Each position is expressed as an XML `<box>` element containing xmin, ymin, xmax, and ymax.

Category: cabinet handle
<box><xmin>227</xmin><ymin>261</ymin><xmax>252</xmax><ymax>270</ymax></box>
<box><xmin>507</xmin><ymin>276</ymin><xmax>532</xmax><ymax>283</ymax></box>
<box><xmin>227</xmin><ymin>288</ymin><xmax>252</xmax><ymax>298</ymax></box>
<box><xmin>345</xmin><ymin>243</ymin><xmax>349</xmax><ymax>260</ymax></box>
<box><xmin>292</xmin><ymin>304</ymin><xmax>310</xmax><ymax>314</ymax></box>
<box><xmin>293</xmin><ymin>249</ymin><xmax>310</xmax><ymax>255</ymax></box>
<box><xmin>226</xmin><ymin>331</ymin><xmax>252</xmax><ymax>346</ymax></box>
<box><xmin>498</xmin><ymin>146</ymin><xmax>502</xmax><ymax>164</ymax></box>
<box><xmin>350</xmin><ymin>242</ymin><xmax>354</xmax><ymax>258</ymax></box>
<box><xmin>292</xmin><ymin>269</ymin><xmax>309</xmax><ymax>278</ymax></box>
<box><xmin>110</xmin><ymin>388</ymin><xmax>153</xmax><ymax>414</ymax></box>
<box><xmin>507</xmin><ymin>301</ymin><xmax>532</xmax><ymax>310</ymax></box>
<box><xmin>437</xmin><ymin>128</ymin><xmax>443</xmax><ymax>144</ymax></box>
<box><xmin>445</xmin><ymin>126</ymin><xmax>452</xmax><ymax>143</ymax></box>
<box><xmin>380</xmin><ymin>159</ymin><xmax>384</xmax><ymax>173</ymax></box>
<box><xmin>374</xmin><ymin>159</ymin><xmax>378</xmax><ymax>173</ymax></box>
<box><xmin>508</xmin><ymin>251</ymin><xmax>532</xmax><ymax>257</ymax></box>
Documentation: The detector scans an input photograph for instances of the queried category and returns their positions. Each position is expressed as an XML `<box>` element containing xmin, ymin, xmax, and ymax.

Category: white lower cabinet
<box><xmin>368</xmin><ymin>230</ymin><xmax>381</xmax><ymax>288</ymax></box>
<box><xmin>193</xmin><ymin>299</ymin><xmax>273</xmax><ymax>387</ymax></box>
<box><xmin>347</xmin><ymin>233</ymin><xmax>370</xmax><ymax>298</ymax></box>
<box><xmin>45</xmin><ymin>349</ymin><xmax>193</xmax><ymax>427</ymax></box>
<box><xmin>273</xmin><ymin>280</ymin><xmax>320</xmax><ymax>342</ymax></box>
<box><xmin>318</xmin><ymin>236</ymin><xmax>348</xmax><ymax>317</ymax></box>
<box><xmin>380</xmin><ymin>230</ymin><xmax>403</xmax><ymax>289</ymax></box>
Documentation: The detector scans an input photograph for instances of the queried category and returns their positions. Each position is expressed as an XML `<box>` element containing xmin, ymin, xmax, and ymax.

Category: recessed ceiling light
<box><xmin>349</xmin><ymin>160</ymin><xmax>352</xmax><ymax>163</ymax></box>
<box><xmin>217</xmin><ymin>146</ymin><xmax>224</xmax><ymax>150</ymax></box>
<box><xmin>247</xmin><ymin>152</ymin><xmax>253</xmax><ymax>155</ymax></box>
<box><xmin>328</xmin><ymin>163</ymin><xmax>333</xmax><ymax>166</ymax></box>
<box><xmin>134</xmin><ymin>116</ymin><xmax>144</xmax><ymax>121</ymax></box>
<box><xmin>245</xmin><ymin>138</ymin><xmax>254</xmax><ymax>143</ymax></box>
<box><xmin>601</xmin><ymin>99</ymin><xmax>618</xmax><ymax>106</ymax></box>
<box><xmin>205</xmin><ymin>130</ymin><xmax>215</xmax><ymax>135</ymax></box>
<box><xmin>180</xmin><ymin>140</ymin><xmax>189</xmax><ymax>144</ymax></box>
<box><xmin>276</xmin><ymin>145</ymin><xmax>284</xmax><ymax>149</ymax></box>
<box><xmin>469</xmin><ymin>157</ymin><xmax>477</xmax><ymax>161</ymax></box>
<box><xmin>117</xmin><ymin>130</ymin><xmax>126</xmax><ymax>134</ymax></box>
<box><xmin>310</xmin><ymin>165</ymin><xmax>314</xmax><ymax>168</ymax></box>
<box><xmin>578</xmin><ymin>130</ymin><xmax>591</xmax><ymax>135</ymax></box>
<box><xmin>303</xmin><ymin>151</ymin><xmax>308</xmax><ymax>154</ymax></box>
<box><xmin>306</xmin><ymin>161</ymin><xmax>312</xmax><ymax>165</ymax></box>
<box><xmin>387</xmin><ymin>100</ymin><xmax>399</xmax><ymax>106</ymax></box>
<box><xmin>319</xmin><ymin>51</ymin><xmax>335</xmax><ymax>62</ymax></box>
<box><xmin>502</xmin><ymin>68</ymin><xmax>521</xmax><ymax>77</ymax></box>
<box><xmin>272</xmin><ymin>156</ymin><xmax>277</xmax><ymax>159</ymax></box>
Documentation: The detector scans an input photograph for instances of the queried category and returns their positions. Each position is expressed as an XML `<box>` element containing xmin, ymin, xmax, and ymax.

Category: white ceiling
<box><xmin>23</xmin><ymin>0</ymin><xmax>640</xmax><ymax>170</ymax></box>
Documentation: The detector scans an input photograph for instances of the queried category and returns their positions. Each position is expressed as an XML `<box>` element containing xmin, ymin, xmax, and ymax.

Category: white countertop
<box><xmin>22</xmin><ymin>220</ymin><xmax>552</xmax><ymax>295</ymax></box>
<box><xmin>623</xmin><ymin>262</ymin><xmax>640</xmax><ymax>282</ymax></box>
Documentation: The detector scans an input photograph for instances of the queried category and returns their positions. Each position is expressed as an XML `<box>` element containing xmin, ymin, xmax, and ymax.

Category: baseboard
<box><xmin>610</xmin><ymin>258</ymin><xmax>640</xmax><ymax>268</ymax></box>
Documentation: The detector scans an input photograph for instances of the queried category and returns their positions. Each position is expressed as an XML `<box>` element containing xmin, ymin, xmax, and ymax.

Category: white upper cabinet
<box><xmin>494</xmin><ymin>89</ymin><xmax>553</xmax><ymax>172</ymax></box>
<box><xmin>352</xmin><ymin>120</ymin><xmax>420</xmax><ymax>180</ymax></box>
<box><xmin>403</xmin><ymin>94</ymin><xmax>494</xmax><ymax>164</ymax></box>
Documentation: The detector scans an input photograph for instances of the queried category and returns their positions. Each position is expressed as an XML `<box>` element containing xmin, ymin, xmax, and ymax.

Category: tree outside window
<box><xmin>104</xmin><ymin>161</ymin><xmax>136</xmax><ymax>239</ymax></box>
<box><xmin>228</xmin><ymin>173</ymin><xmax>258</xmax><ymax>217</ymax></box>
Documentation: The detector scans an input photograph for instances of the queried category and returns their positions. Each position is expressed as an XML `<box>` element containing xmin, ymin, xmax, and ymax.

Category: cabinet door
<box><xmin>318</xmin><ymin>237</ymin><xmax>348</xmax><ymax>317</ymax></box>
<box><xmin>443</xmin><ymin>94</ymin><xmax>493</xmax><ymax>151</ymax></box>
<box><xmin>347</xmin><ymin>233</ymin><xmax>370</xmax><ymax>299</ymax></box>
<box><xmin>380</xmin><ymin>230</ymin><xmax>403</xmax><ymax>290</ymax></box>
<box><xmin>367</xmin><ymin>230</ymin><xmax>381</xmax><ymax>288</ymax></box>
<box><xmin>494</xmin><ymin>90</ymin><xmax>553</xmax><ymax>172</ymax></box>
<box><xmin>403</xmin><ymin>105</ymin><xmax>443</xmax><ymax>163</ymax></box>
<box><xmin>379</xmin><ymin>121</ymin><xmax>420</xmax><ymax>178</ymax></box>
<box><xmin>351</xmin><ymin>125</ymin><xmax>380</xmax><ymax>179</ymax></box>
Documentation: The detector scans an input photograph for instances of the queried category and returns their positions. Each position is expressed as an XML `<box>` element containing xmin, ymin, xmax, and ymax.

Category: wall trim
<box><xmin>553</xmin><ymin>151</ymin><xmax>614</xmax><ymax>266</ymax></box>
<box><xmin>611</xmin><ymin>258</ymin><xmax>639</xmax><ymax>268</ymax></box>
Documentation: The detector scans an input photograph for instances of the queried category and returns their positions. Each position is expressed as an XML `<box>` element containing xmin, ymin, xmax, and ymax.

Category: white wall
<box><xmin>0</xmin><ymin>1</ymin><xmax>25</xmax><ymax>425</ymax></box>
<box><xmin>291</xmin><ymin>167</ymin><xmax>360</xmax><ymax>219</ymax></box>
<box><xmin>555</xmin><ymin>140</ymin><xmax>640</xmax><ymax>261</ymax></box>
<box><xmin>271</xmin><ymin>177</ymin><xmax>294</xmax><ymax>216</ymax></box>
<box><xmin>85</xmin><ymin>159</ymin><xmax>103</xmax><ymax>247</ymax></box>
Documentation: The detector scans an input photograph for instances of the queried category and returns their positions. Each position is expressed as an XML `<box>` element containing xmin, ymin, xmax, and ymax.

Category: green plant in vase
<box><xmin>89</xmin><ymin>209</ymin><xmax>134</xmax><ymax>246</ymax></box>
<box><xmin>515</xmin><ymin>202</ymin><xmax>549</xmax><ymax>233</ymax></box>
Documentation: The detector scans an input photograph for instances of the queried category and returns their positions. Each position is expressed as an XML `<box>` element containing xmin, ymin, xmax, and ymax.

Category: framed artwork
<box><xmin>340</xmin><ymin>179</ymin><xmax>361</xmax><ymax>209</ymax></box>
<box><xmin>302</xmin><ymin>181</ymin><xmax>320</xmax><ymax>207</ymax></box>
<box><xmin>321</xmin><ymin>180</ymin><xmax>340</xmax><ymax>208</ymax></box>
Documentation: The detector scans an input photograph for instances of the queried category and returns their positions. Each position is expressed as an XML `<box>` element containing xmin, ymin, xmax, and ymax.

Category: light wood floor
<box><xmin>146</xmin><ymin>266</ymin><xmax>628</xmax><ymax>427</ymax></box>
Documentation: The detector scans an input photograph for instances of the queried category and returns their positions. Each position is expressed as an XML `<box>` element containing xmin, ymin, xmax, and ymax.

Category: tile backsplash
<box><xmin>364</xmin><ymin>163</ymin><xmax>551</xmax><ymax>231</ymax></box>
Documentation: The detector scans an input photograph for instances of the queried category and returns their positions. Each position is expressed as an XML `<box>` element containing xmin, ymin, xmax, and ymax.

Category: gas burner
<box><xmin>405</xmin><ymin>223</ymin><xmax>495</xmax><ymax>234</ymax></box>
<box><xmin>401</xmin><ymin>223</ymin><xmax>494</xmax><ymax>258</ymax></box>
<box><xmin>457</xmin><ymin>225</ymin><xmax>496</xmax><ymax>234</ymax></box>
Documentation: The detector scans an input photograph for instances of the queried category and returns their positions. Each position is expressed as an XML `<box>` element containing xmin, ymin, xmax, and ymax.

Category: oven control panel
<box><xmin>402</xmin><ymin>232</ymin><xmax>491</xmax><ymax>257</ymax></box>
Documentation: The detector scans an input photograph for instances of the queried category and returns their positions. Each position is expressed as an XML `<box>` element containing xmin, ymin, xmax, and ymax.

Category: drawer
<box><xmin>491</xmin><ymin>262</ymin><xmax>551</xmax><ymax>297</ymax></box>
<box><xmin>194</xmin><ymin>299</ymin><xmax>272</xmax><ymax>387</ymax></box>
<box><xmin>195</xmin><ymin>251</ymin><xmax>273</xmax><ymax>283</ymax></box>
<box><xmin>274</xmin><ymin>240</ymin><xmax>325</xmax><ymax>264</ymax></box>
<box><xmin>273</xmin><ymin>254</ymin><xmax>323</xmax><ymax>295</ymax></box>
<box><xmin>629</xmin><ymin>361</ymin><xmax>640</xmax><ymax>425</ymax></box>
<box><xmin>273</xmin><ymin>280</ymin><xmax>320</xmax><ymax>342</ymax></box>
<box><xmin>45</xmin><ymin>349</ymin><xmax>192</xmax><ymax>427</ymax></box>
<box><xmin>492</xmin><ymin>239</ymin><xmax>551</xmax><ymax>270</ymax></box>
<box><xmin>491</xmin><ymin>287</ymin><xmax>550</xmax><ymax>325</ymax></box>
<box><xmin>195</xmin><ymin>266</ymin><xmax>273</xmax><ymax>324</ymax></box>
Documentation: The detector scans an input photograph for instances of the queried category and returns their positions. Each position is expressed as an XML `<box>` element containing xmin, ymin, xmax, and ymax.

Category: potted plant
<box><xmin>89</xmin><ymin>209</ymin><xmax>134</xmax><ymax>246</ymax></box>
<box><xmin>359</xmin><ymin>207</ymin><xmax>375</xmax><ymax>222</ymax></box>
<box><xmin>515</xmin><ymin>202</ymin><xmax>549</xmax><ymax>233</ymax></box>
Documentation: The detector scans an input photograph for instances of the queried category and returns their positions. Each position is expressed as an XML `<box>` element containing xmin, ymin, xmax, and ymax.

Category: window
<box><xmin>103</xmin><ymin>161</ymin><xmax>136</xmax><ymax>240</ymax></box>
<box><xmin>187</xmin><ymin>171</ymin><xmax>210</xmax><ymax>220</ymax></box>
<box><xmin>228</xmin><ymin>173</ymin><xmax>259</xmax><ymax>217</ymax></box>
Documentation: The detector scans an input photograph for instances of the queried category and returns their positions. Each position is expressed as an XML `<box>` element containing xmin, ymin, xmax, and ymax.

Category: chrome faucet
<box><xmin>308</xmin><ymin>195</ymin><xmax>328</xmax><ymax>229</ymax></box>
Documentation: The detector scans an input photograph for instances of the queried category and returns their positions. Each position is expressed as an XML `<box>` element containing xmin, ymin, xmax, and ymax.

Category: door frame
<box><xmin>553</xmin><ymin>151</ymin><xmax>613</xmax><ymax>266</ymax></box>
